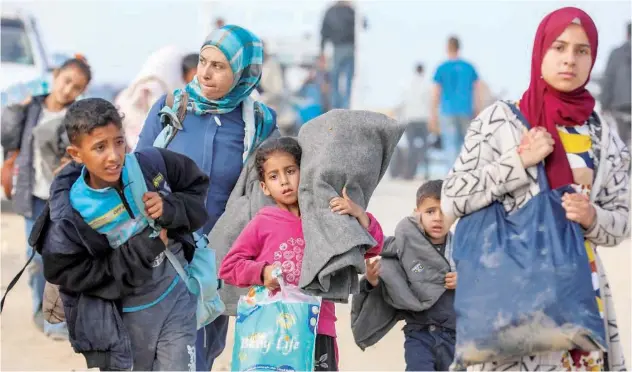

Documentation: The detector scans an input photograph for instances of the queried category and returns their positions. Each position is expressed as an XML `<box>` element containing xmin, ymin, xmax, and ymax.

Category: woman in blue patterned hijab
<box><xmin>173</xmin><ymin>25</ymin><xmax>267</xmax><ymax>116</ymax></box>
<box><xmin>136</xmin><ymin>24</ymin><xmax>278</xmax><ymax>372</ymax></box>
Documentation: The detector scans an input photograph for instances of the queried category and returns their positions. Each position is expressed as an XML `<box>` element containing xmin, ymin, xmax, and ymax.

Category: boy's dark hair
<box><xmin>64</xmin><ymin>98</ymin><xmax>123</xmax><ymax>144</ymax></box>
<box><xmin>59</xmin><ymin>57</ymin><xmax>92</xmax><ymax>83</ymax></box>
<box><xmin>447</xmin><ymin>36</ymin><xmax>460</xmax><ymax>52</ymax></box>
<box><xmin>416</xmin><ymin>180</ymin><xmax>443</xmax><ymax>207</ymax></box>
<box><xmin>415</xmin><ymin>63</ymin><xmax>424</xmax><ymax>74</ymax></box>
<box><xmin>182</xmin><ymin>53</ymin><xmax>199</xmax><ymax>77</ymax></box>
<box><xmin>255</xmin><ymin>137</ymin><xmax>302</xmax><ymax>181</ymax></box>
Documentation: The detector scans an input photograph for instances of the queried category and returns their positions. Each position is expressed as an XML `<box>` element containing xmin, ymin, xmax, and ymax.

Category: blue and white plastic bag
<box><xmin>232</xmin><ymin>270</ymin><xmax>321</xmax><ymax>372</ymax></box>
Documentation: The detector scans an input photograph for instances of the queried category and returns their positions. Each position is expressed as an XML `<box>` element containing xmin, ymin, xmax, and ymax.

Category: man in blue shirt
<box><xmin>430</xmin><ymin>36</ymin><xmax>482</xmax><ymax>172</ymax></box>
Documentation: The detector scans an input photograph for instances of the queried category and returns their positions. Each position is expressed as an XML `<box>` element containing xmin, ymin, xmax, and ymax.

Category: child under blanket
<box><xmin>219</xmin><ymin>137</ymin><xmax>384</xmax><ymax>371</ymax></box>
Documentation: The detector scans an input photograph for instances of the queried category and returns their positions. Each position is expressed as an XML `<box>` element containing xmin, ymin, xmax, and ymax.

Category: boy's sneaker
<box><xmin>44</xmin><ymin>320</ymin><xmax>69</xmax><ymax>341</ymax></box>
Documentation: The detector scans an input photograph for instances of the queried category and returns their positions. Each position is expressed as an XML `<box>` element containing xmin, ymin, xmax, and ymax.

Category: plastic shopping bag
<box><xmin>231</xmin><ymin>270</ymin><xmax>322</xmax><ymax>372</ymax></box>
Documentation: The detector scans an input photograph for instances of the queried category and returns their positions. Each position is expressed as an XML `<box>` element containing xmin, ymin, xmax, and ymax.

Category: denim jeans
<box><xmin>330</xmin><ymin>44</ymin><xmax>355</xmax><ymax>110</ymax></box>
<box><xmin>404</xmin><ymin>325</ymin><xmax>456</xmax><ymax>371</ymax></box>
<box><xmin>25</xmin><ymin>197</ymin><xmax>46</xmax><ymax>317</ymax></box>
<box><xmin>122</xmin><ymin>278</ymin><xmax>197</xmax><ymax>371</ymax></box>
<box><xmin>440</xmin><ymin>115</ymin><xmax>471</xmax><ymax>174</ymax></box>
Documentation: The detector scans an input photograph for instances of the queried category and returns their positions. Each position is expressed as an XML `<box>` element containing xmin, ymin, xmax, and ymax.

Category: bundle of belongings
<box><xmin>211</xmin><ymin>109</ymin><xmax>406</xmax><ymax>314</ymax></box>
<box><xmin>350</xmin><ymin>218</ymin><xmax>455</xmax><ymax>350</ymax></box>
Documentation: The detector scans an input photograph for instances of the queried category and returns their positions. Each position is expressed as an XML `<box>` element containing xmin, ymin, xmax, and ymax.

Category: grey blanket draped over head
<box><xmin>211</xmin><ymin>109</ymin><xmax>404</xmax><ymax>315</ymax></box>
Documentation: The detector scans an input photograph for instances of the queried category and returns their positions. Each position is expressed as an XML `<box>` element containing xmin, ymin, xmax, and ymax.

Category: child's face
<box><xmin>260</xmin><ymin>151</ymin><xmax>300</xmax><ymax>208</ymax></box>
<box><xmin>66</xmin><ymin>122</ymin><xmax>127</xmax><ymax>189</ymax></box>
<box><xmin>415</xmin><ymin>197</ymin><xmax>447</xmax><ymax>244</ymax></box>
<box><xmin>52</xmin><ymin>66</ymin><xmax>89</xmax><ymax>107</ymax></box>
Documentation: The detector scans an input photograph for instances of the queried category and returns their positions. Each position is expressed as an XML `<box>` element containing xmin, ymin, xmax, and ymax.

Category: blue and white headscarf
<box><xmin>173</xmin><ymin>25</ymin><xmax>264</xmax><ymax>116</ymax></box>
<box><xmin>166</xmin><ymin>25</ymin><xmax>276</xmax><ymax>159</ymax></box>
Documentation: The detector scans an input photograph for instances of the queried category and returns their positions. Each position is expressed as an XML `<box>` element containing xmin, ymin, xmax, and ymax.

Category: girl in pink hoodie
<box><xmin>219</xmin><ymin>137</ymin><xmax>384</xmax><ymax>371</ymax></box>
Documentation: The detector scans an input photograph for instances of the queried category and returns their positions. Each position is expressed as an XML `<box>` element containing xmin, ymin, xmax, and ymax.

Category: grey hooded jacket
<box><xmin>351</xmin><ymin>216</ymin><xmax>454</xmax><ymax>350</ymax></box>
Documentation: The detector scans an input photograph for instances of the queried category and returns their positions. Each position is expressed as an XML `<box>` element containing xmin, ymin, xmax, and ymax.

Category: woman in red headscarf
<box><xmin>442</xmin><ymin>7</ymin><xmax>629</xmax><ymax>371</ymax></box>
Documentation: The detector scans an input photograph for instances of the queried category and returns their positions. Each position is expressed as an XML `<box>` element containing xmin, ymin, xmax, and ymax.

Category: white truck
<box><xmin>1</xmin><ymin>8</ymin><xmax>52</xmax><ymax>106</ymax></box>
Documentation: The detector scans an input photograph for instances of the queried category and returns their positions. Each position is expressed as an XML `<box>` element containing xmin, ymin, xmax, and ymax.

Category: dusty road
<box><xmin>1</xmin><ymin>179</ymin><xmax>630</xmax><ymax>370</ymax></box>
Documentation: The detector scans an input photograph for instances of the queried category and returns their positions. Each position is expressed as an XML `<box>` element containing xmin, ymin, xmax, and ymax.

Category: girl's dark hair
<box><xmin>255</xmin><ymin>137</ymin><xmax>302</xmax><ymax>181</ymax></box>
<box><xmin>59</xmin><ymin>55</ymin><xmax>92</xmax><ymax>83</ymax></box>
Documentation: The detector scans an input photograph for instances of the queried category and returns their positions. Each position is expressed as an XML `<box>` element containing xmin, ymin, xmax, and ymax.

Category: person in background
<box><xmin>320</xmin><ymin>0</ymin><xmax>360</xmax><ymax>109</ymax></box>
<box><xmin>313</xmin><ymin>54</ymin><xmax>331</xmax><ymax>113</ymax></box>
<box><xmin>136</xmin><ymin>25</ymin><xmax>278</xmax><ymax>372</ymax></box>
<box><xmin>298</xmin><ymin>54</ymin><xmax>331</xmax><ymax>116</ymax></box>
<box><xmin>430</xmin><ymin>36</ymin><xmax>482</xmax><ymax>171</ymax></box>
<box><xmin>600</xmin><ymin>22</ymin><xmax>631</xmax><ymax>147</ymax></box>
<box><xmin>0</xmin><ymin>57</ymin><xmax>91</xmax><ymax>341</ymax></box>
<box><xmin>182</xmin><ymin>53</ymin><xmax>199</xmax><ymax>84</ymax></box>
<box><xmin>114</xmin><ymin>46</ymin><xmax>188</xmax><ymax>150</ymax></box>
<box><xmin>399</xmin><ymin>63</ymin><xmax>432</xmax><ymax>180</ymax></box>
<box><xmin>259</xmin><ymin>41</ymin><xmax>285</xmax><ymax>111</ymax></box>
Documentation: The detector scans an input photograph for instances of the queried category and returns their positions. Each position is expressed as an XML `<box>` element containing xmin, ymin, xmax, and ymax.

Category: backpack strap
<box><xmin>155</xmin><ymin>92</ymin><xmax>189</xmax><ymax>149</ymax></box>
<box><xmin>128</xmin><ymin>149</ymin><xmax>189</xmax><ymax>285</ymax></box>
<box><xmin>1</xmin><ymin>202</ymin><xmax>51</xmax><ymax>313</ymax></box>
<box><xmin>163</xmin><ymin>249</ymin><xmax>189</xmax><ymax>286</ymax></box>
<box><xmin>0</xmin><ymin>249</ymin><xmax>35</xmax><ymax>313</ymax></box>
<box><xmin>165</xmin><ymin>91</ymin><xmax>175</xmax><ymax>111</ymax></box>
<box><xmin>163</xmin><ymin>91</ymin><xmax>188</xmax><ymax>128</ymax></box>
<box><xmin>176</xmin><ymin>92</ymin><xmax>188</xmax><ymax>125</ymax></box>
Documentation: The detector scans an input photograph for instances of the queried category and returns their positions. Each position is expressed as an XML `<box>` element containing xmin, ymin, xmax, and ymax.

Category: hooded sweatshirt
<box><xmin>219</xmin><ymin>206</ymin><xmax>383</xmax><ymax>338</ymax></box>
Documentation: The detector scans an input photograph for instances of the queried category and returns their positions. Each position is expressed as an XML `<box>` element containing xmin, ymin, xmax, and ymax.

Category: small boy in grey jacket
<box><xmin>352</xmin><ymin>180</ymin><xmax>457</xmax><ymax>371</ymax></box>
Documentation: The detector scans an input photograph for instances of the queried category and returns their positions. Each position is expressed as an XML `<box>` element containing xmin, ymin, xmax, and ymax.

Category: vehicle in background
<box><xmin>1</xmin><ymin>8</ymin><xmax>52</xmax><ymax>107</ymax></box>
<box><xmin>1</xmin><ymin>9</ymin><xmax>53</xmax><ymax>199</ymax></box>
